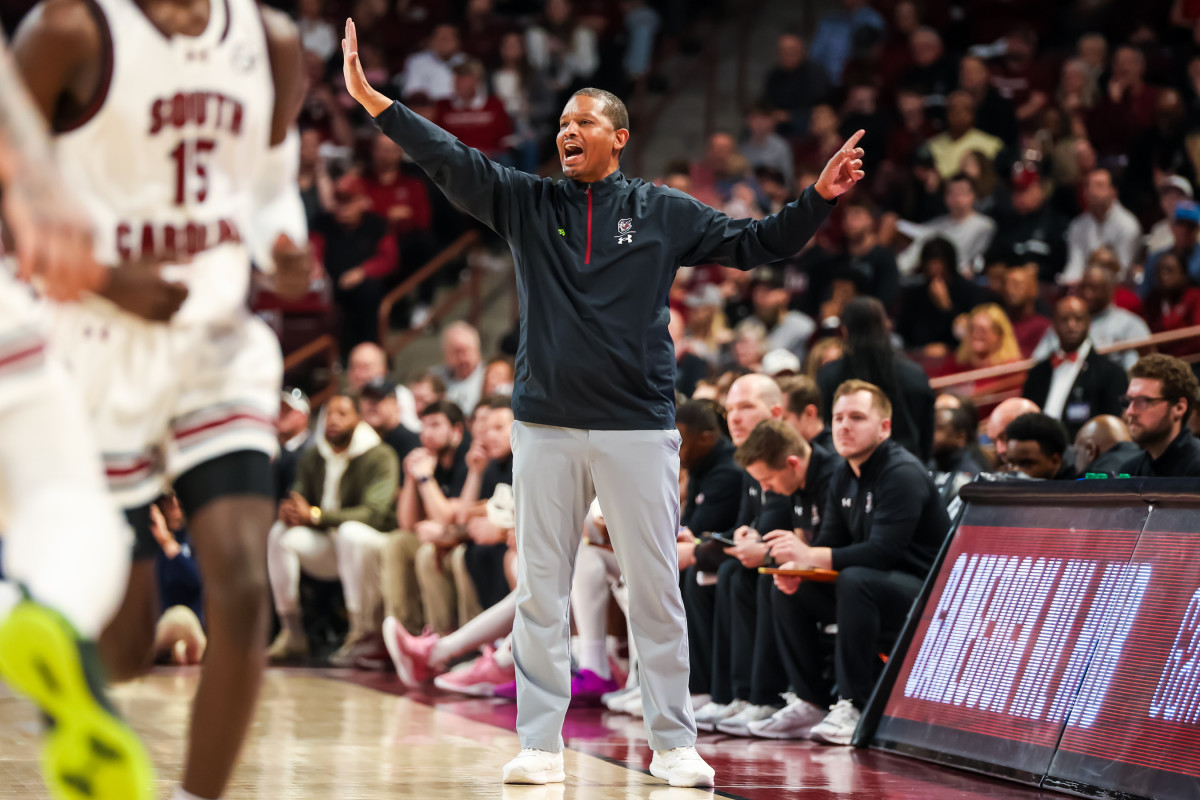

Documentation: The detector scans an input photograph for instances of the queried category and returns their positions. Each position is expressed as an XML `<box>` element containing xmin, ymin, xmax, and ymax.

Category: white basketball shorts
<box><xmin>47</xmin><ymin>293</ymin><xmax>282</xmax><ymax>510</ymax></box>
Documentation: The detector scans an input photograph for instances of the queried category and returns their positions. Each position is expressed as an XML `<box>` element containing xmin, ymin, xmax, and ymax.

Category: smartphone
<box><xmin>708</xmin><ymin>532</ymin><xmax>738</xmax><ymax>547</ymax></box>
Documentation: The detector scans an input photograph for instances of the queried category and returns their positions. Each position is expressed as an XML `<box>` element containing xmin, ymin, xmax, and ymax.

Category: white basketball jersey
<box><xmin>54</xmin><ymin>0</ymin><xmax>275</xmax><ymax>321</ymax></box>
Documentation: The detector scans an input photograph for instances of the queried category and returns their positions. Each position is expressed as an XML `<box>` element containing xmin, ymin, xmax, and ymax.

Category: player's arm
<box><xmin>0</xmin><ymin>4</ymin><xmax>102</xmax><ymax>300</ymax></box>
<box><xmin>253</xmin><ymin>6</ymin><xmax>309</xmax><ymax>298</ymax></box>
<box><xmin>11</xmin><ymin>1</ymin><xmax>187</xmax><ymax>319</ymax></box>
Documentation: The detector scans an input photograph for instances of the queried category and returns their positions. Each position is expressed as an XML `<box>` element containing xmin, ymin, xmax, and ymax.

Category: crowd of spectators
<box><xmin>664</xmin><ymin>5</ymin><xmax>1200</xmax><ymax>403</ymax></box>
<box><xmin>263</xmin><ymin>0</ymin><xmax>1200</xmax><ymax>391</ymax></box>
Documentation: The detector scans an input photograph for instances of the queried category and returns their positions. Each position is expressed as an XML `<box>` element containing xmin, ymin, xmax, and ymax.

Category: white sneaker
<box><xmin>603</xmin><ymin>685</ymin><xmax>639</xmax><ymax>712</ymax></box>
<box><xmin>502</xmin><ymin>749</ymin><xmax>565</xmax><ymax>784</ymax></box>
<box><xmin>694</xmin><ymin>699</ymin><xmax>746</xmax><ymax>732</ymax></box>
<box><xmin>748</xmin><ymin>697</ymin><xmax>828</xmax><ymax>739</ymax></box>
<box><xmin>649</xmin><ymin>746</ymin><xmax>715</xmax><ymax>787</ymax></box>
<box><xmin>620</xmin><ymin>689</ymin><xmax>645</xmax><ymax>717</ymax></box>
<box><xmin>809</xmin><ymin>699</ymin><xmax>862</xmax><ymax>746</ymax></box>
<box><xmin>715</xmin><ymin>703</ymin><xmax>779</xmax><ymax>736</ymax></box>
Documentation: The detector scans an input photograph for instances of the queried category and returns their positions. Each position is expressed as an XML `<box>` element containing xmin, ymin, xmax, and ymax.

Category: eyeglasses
<box><xmin>1120</xmin><ymin>395</ymin><xmax>1171</xmax><ymax>412</ymax></box>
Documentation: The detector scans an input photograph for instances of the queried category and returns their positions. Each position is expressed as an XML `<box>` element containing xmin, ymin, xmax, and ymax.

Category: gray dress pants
<box><xmin>510</xmin><ymin>421</ymin><xmax>697</xmax><ymax>752</ymax></box>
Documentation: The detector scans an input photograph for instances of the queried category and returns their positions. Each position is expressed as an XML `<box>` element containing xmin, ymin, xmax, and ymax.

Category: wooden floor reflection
<box><xmin>1</xmin><ymin>669</ymin><xmax>1052</xmax><ymax>799</ymax></box>
<box><xmin>0</xmin><ymin>670</ymin><xmax>712</xmax><ymax>800</ymax></box>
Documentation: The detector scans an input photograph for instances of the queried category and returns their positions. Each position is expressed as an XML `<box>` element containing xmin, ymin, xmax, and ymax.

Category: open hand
<box><xmin>342</xmin><ymin>19</ymin><xmax>393</xmax><ymax>117</ymax></box>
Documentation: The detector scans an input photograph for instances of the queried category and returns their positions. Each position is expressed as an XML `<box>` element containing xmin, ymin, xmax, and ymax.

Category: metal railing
<box><xmin>282</xmin><ymin>333</ymin><xmax>339</xmax><ymax>408</ymax></box>
<box><xmin>375</xmin><ymin>230</ymin><xmax>481</xmax><ymax>351</ymax></box>
<box><xmin>929</xmin><ymin>324</ymin><xmax>1200</xmax><ymax>406</ymax></box>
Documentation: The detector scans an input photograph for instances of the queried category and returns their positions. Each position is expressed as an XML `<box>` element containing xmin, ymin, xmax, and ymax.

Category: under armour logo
<box><xmin>841</xmin><ymin>497</ymin><xmax>853</xmax><ymax>508</ymax></box>
<box><xmin>615</xmin><ymin>218</ymin><xmax>635</xmax><ymax>244</ymax></box>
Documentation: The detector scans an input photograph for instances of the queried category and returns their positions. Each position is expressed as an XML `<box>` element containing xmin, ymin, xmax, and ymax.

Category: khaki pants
<box><xmin>382</xmin><ymin>533</ymin><xmax>483</xmax><ymax>634</ymax></box>
<box><xmin>381</xmin><ymin>531</ymin><xmax>423</xmax><ymax>634</ymax></box>
<box><xmin>415</xmin><ymin>542</ymin><xmax>482</xmax><ymax>635</ymax></box>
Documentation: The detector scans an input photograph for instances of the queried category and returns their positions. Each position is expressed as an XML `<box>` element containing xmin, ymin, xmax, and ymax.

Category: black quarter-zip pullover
<box><xmin>374</xmin><ymin>101</ymin><xmax>834</xmax><ymax>429</ymax></box>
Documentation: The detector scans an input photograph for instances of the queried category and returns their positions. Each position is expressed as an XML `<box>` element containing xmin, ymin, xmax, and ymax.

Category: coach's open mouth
<box><xmin>563</xmin><ymin>141</ymin><xmax>584</xmax><ymax>166</ymax></box>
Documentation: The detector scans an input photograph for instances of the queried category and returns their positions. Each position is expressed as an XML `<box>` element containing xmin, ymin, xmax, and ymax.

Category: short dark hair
<box><xmin>329</xmin><ymin>392</ymin><xmax>361</xmax><ymax>415</ymax></box>
<box><xmin>1004</xmin><ymin>412</ymin><xmax>1068</xmax><ymax>458</ymax></box>
<box><xmin>946</xmin><ymin>171</ymin><xmax>977</xmax><ymax>193</ymax></box>
<box><xmin>735</xmin><ymin>419</ymin><xmax>810</xmax><ymax>470</ymax></box>
<box><xmin>571</xmin><ymin>87</ymin><xmax>629</xmax><ymax>132</ymax></box>
<box><xmin>483</xmin><ymin>393</ymin><xmax>513</xmax><ymax>410</ymax></box>
<box><xmin>676</xmin><ymin>399</ymin><xmax>723</xmax><ymax>436</ymax></box>
<box><xmin>940</xmin><ymin>406</ymin><xmax>974</xmax><ymax>439</ymax></box>
<box><xmin>919</xmin><ymin>236</ymin><xmax>959</xmax><ymax>270</ymax></box>
<box><xmin>420</xmin><ymin>399</ymin><xmax>465</xmax><ymax>427</ymax></box>
<box><xmin>785</xmin><ymin>376</ymin><xmax>823</xmax><ymax>418</ymax></box>
<box><xmin>1130</xmin><ymin>354</ymin><xmax>1200</xmax><ymax>411</ymax></box>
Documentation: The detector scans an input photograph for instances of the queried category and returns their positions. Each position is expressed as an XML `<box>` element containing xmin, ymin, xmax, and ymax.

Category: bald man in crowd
<box><xmin>1074</xmin><ymin>415</ymin><xmax>1139</xmax><ymax>476</ymax></box>
<box><xmin>986</xmin><ymin>397</ymin><xmax>1041</xmax><ymax>469</ymax></box>
<box><xmin>347</xmin><ymin>342</ymin><xmax>422</xmax><ymax>431</ymax></box>
<box><xmin>433</xmin><ymin>322</ymin><xmax>485</xmax><ymax>415</ymax></box>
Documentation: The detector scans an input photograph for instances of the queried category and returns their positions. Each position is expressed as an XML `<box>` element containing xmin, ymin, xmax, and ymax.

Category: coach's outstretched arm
<box><xmin>342</xmin><ymin>18</ymin><xmax>531</xmax><ymax>238</ymax></box>
<box><xmin>673</xmin><ymin>131</ymin><xmax>866</xmax><ymax>269</ymax></box>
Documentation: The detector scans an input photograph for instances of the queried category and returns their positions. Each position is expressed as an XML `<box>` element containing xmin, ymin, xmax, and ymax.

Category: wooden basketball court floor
<box><xmin>0</xmin><ymin>667</ymin><xmax>1059</xmax><ymax>799</ymax></box>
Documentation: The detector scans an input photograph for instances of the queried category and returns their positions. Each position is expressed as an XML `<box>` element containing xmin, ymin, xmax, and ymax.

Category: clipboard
<box><xmin>758</xmin><ymin>567</ymin><xmax>839</xmax><ymax>582</ymax></box>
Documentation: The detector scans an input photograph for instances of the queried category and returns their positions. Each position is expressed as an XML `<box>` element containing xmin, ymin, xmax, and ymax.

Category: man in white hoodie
<box><xmin>266</xmin><ymin>393</ymin><xmax>400</xmax><ymax>664</ymax></box>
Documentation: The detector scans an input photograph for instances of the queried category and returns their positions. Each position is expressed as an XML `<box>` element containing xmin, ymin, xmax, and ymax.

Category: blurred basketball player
<box><xmin>13</xmin><ymin>0</ymin><xmax>309</xmax><ymax>797</ymax></box>
<box><xmin>0</xmin><ymin>30</ymin><xmax>154</xmax><ymax>800</ymax></box>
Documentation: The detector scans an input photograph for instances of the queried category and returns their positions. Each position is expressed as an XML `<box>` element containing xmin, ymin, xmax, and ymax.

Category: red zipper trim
<box><xmin>585</xmin><ymin>186</ymin><xmax>593</xmax><ymax>264</ymax></box>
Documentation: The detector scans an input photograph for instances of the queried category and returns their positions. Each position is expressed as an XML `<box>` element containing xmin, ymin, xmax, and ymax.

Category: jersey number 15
<box><xmin>170</xmin><ymin>138</ymin><xmax>217</xmax><ymax>205</ymax></box>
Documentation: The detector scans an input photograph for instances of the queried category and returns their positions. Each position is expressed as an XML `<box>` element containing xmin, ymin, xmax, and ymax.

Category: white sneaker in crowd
<box><xmin>602</xmin><ymin>684</ymin><xmax>639</xmax><ymax>712</ymax></box>
<box><xmin>621</xmin><ymin>689</ymin><xmax>645</xmax><ymax>718</ymax></box>
<box><xmin>649</xmin><ymin>746</ymin><xmax>715</xmax><ymax>787</ymax></box>
<box><xmin>502</xmin><ymin>749</ymin><xmax>565</xmax><ymax>784</ymax></box>
<box><xmin>747</xmin><ymin>696</ymin><xmax>828</xmax><ymax>739</ymax></box>
<box><xmin>693</xmin><ymin>699</ymin><xmax>747</xmax><ymax>732</ymax></box>
<box><xmin>715</xmin><ymin>703</ymin><xmax>779</xmax><ymax>736</ymax></box>
<box><xmin>808</xmin><ymin>699</ymin><xmax>862</xmax><ymax>746</ymax></box>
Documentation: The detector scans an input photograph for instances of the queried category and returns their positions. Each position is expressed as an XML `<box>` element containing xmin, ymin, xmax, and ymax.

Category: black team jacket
<box><xmin>816</xmin><ymin>439</ymin><xmax>950</xmax><ymax>578</ymax></box>
<box><xmin>373</xmin><ymin>101</ymin><xmax>834</xmax><ymax>430</ymax></box>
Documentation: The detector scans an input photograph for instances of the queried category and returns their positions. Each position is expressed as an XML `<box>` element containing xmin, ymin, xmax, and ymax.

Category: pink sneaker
<box><xmin>493</xmin><ymin>680</ymin><xmax>517</xmax><ymax>700</ymax></box>
<box><xmin>433</xmin><ymin>646</ymin><xmax>516</xmax><ymax>697</ymax></box>
<box><xmin>383</xmin><ymin>616</ymin><xmax>439</xmax><ymax>689</ymax></box>
<box><xmin>571</xmin><ymin>669</ymin><xmax>620</xmax><ymax>706</ymax></box>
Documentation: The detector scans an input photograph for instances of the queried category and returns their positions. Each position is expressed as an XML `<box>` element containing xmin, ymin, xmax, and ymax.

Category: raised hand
<box><xmin>814</xmin><ymin>129</ymin><xmax>866</xmax><ymax>201</ymax></box>
<box><xmin>341</xmin><ymin>18</ymin><xmax>392</xmax><ymax>117</ymax></box>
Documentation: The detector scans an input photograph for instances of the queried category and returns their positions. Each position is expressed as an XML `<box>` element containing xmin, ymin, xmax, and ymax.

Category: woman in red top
<box><xmin>1144</xmin><ymin>252</ymin><xmax>1200</xmax><ymax>357</ymax></box>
